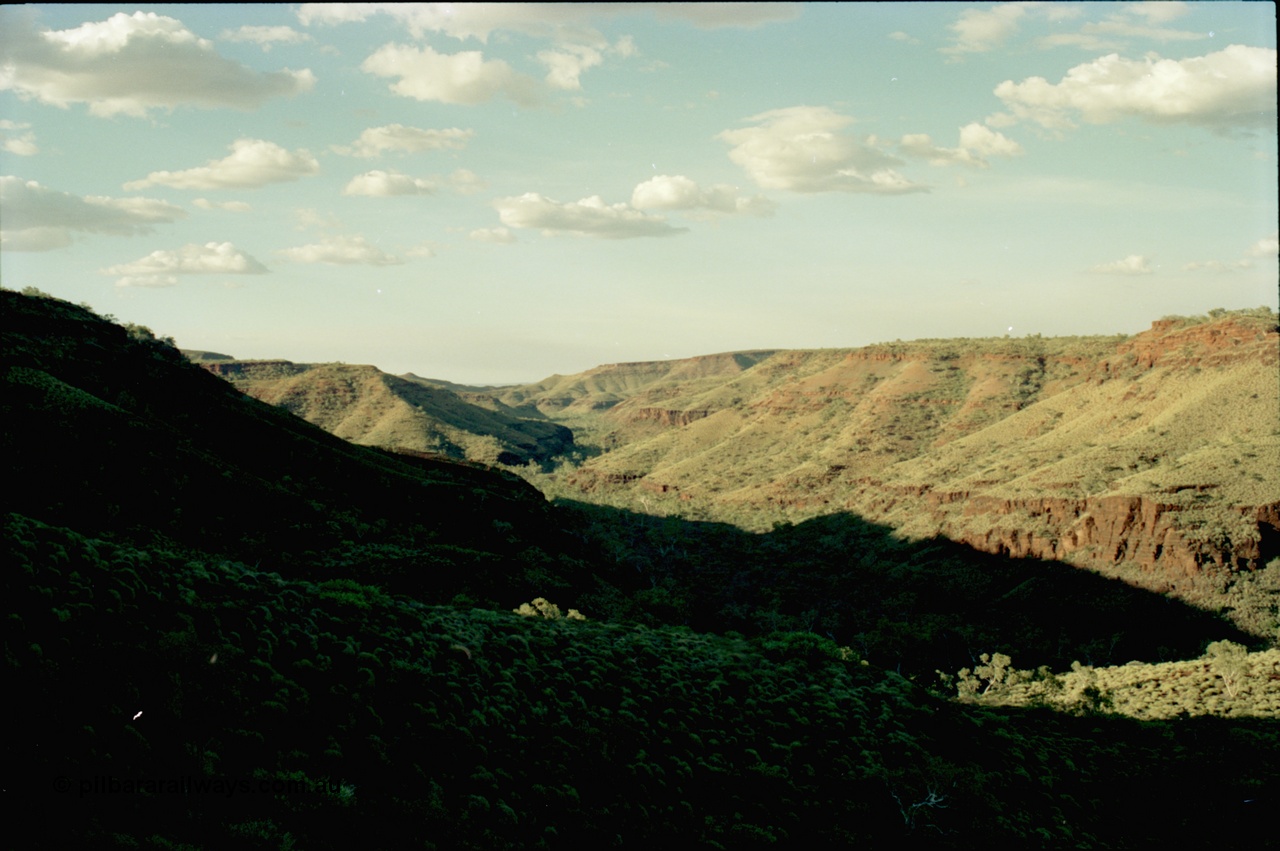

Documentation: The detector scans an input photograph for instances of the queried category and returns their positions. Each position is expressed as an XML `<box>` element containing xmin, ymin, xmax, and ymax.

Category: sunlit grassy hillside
<box><xmin>202</xmin><ymin>360</ymin><xmax>573</xmax><ymax>465</ymax></box>
<box><xmin>516</xmin><ymin>310</ymin><xmax>1278</xmax><ymax>629</ymax></box>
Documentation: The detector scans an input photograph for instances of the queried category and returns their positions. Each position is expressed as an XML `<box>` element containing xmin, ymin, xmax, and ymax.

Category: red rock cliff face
<box><xmin>955</xmin><ymin>495</ymin><xmax>1276</xmax><ymax>578</ymax></box>
<box><xmin>1112</xmin><ymin>318</ymin><xmax>1280</xmax><ymax>370</ymax></box>
<box><xmin>849</xmin><ymin>485</ymin><xmax>1279</xmax><ymax>581</ymax></box>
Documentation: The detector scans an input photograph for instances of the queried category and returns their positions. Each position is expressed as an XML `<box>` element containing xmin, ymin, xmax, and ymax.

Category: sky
<box><xmin>1</xmin><ymin>2</ymin><xmax>1276</xmax><ymax>385</ymax></box>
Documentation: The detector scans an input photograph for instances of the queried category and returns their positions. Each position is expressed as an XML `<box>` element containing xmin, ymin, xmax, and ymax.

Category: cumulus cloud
<box><xmin>630</xmin><ymin>174</ymin><xmax>775</xmax><ymax>216</ymax></box>
<box><xmin>0</xmin><ymin>11</ymin><xmax>314</xmax><ymax>117</ymax></box>
<box><xmin>470</xmin><ymin>227</ymin><xmax>516</xmax><ymax>244</ymax></box>
<box><xmin>718</xmin><ymin>106</ymin><xmax>926</xmax><ymax>195</ymax></box>
<box><xmin>361</xmin><ymin>43</ymin><xmax>540</xmax><ymax>106</ymax></box>
<box><xmin>1089</xmin><ymin>254</ymin><xmax>1153</xmax><ymax>275</ymax></box>
<box><xmin>279</xmin><ymin>235</ymin><xmax>405</xmax><ymax>266</ymax></box>
<box><xmin>192</xmin><ymin>198</ymin><xmax>251</xmax><ymax>212</ymax></box>
<box><xmin>124</xmin><ymin>139</ymin><xmax>320</xmax><ymax>190</ymax></box>
<box><xmin>342</xmin><ymin>170</ymin><xmax>436</xmax><ymax>196</ymax></box>
<box><xmin>995</xmin><ymin>45</ymin><xmax>1277</xmax><ymax>134</ymax></box>
<box><xmin>333</xmin><ymin>124</ymin><xmax>474</xmax><ymax>157</ymax></box>
<box><xmin>0</xmin><ymin>176</ymin><xmax>186</xmax><ymax>251</ymax></box>
<box><xmin>449</xmin><ymin>168</ymin><xmax>487</xmax><ymax>195</ymax></box>
<box><xmin>103</xmin><ymin>241</ymin><xmax>268</xmax><ymax>287</ymax></box>
<box><xmin>220</xmin><ymin>25</ymin><xmax>312</xmax><ymax>49</ymax></box>
<box><xmin>539</xmin><ymin>44</ymin><xmax>604</xmax><ymax>91</ymax></box>
<box><xmin>495</xmin><ymin>193</ymin><xmax>686</xmax><ymax>239</ymax></box>
<box><xmin>1247</xmin><ymin>230</ymin><xmax>1279</xmax><ymax>257</ymax></box>
<box><xmin>898</xmin><ymin>122</ymin><xmax>1024</xmax><ymax>167</ymax></box>
<box><xmin>941</xmin><ymin>2</ymin><xmax>1034</xmax><ymax>59</ymax></box>
<box><xmin>897</xmin><ymin>135</ymin><xmax>983</xmax><ymax>168</ymax></box>
<box><xmin>0</xmin><ymin>120</ymin><xmax>37</xmax><ymax>156</ymax></box>
<box><xmin>959</xmin><ymin>122</ymin><xmax>1024</xmax><ymax>157</ymax></box>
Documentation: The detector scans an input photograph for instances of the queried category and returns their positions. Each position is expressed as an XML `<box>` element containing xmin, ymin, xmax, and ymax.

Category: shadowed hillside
<box><xmin>6</xmin><ymin>288</ymin><xmax>1277</xmax><ymax>849</ymax></box>
<box><xmin>1</xmin><ymin>290</ymin><xmax>593</xmax><ymax>606</ymax></box>
<box><xmin>199</xmin><ymin>359</ymin><xmax>573</xmax><ymax>466</ymax></box>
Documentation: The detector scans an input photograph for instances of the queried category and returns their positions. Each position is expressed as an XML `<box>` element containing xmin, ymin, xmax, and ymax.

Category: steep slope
<box><xmin>0</xmin><ymin>290</ymin><xmax>586</xmax><ymax>604</ymax></box>
<box><xmin>201</xmin><ymin>359</ymin><xmax>573</xmax><ymax>465</ymax></box>
<box><xmin>541</xmin><ymin>311</ymin><xmax>1278</xmax><ymax>620</ymax></box>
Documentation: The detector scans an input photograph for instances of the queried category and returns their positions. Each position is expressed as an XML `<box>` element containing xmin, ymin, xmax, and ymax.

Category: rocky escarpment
<box><xmin>849</xmin><ymin>485</ymin><xmax>1280</xmax><ymax>582</ymax></box>
<box><xmin>615</xmin><ymin>407</ymin><xmax>714</xmax><ymax>427</ymax></box>
<box><xmin>540</xmin><ymin>311</ymin><xmax>1279</xmax><ymax>615</ymax></box>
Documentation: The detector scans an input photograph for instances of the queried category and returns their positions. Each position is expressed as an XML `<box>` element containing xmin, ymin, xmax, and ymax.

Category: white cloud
<box><xmin>897</xmin><ymin>135</ymin><xmax>984</xmax><ymax>168</ymax></box>
<box><xmin>294</xmin><ymin>207</ymin><xmax>342</xmax><ymax>232</ymax></box>
<box><xmin>539</xmin><ymin>44</ymin><xmax>604</xmax><ymax>91</ymax></box>
<box><xmin>449</xmin><ymin>168</ymin><xmax>487</xmax><ymax>195</ymax></box>
<box><xmin>0</xmin><ymin>120</ymin><xmax>37</xmax><ymax>156</ymax></box>
<box><xmin>1036</xmin><ymin>32</ymin><xmax>1126</xmax><ymax>52</ymax></box>
<box><xmin>630</xmin><ymin>174</ymin><xmax>775</xmax><ymax>216</ymax></box>
<box><xmin>1184</xmin><ymin>231</ymin><xmax>1277</xmax><ymax>271</ymax></box>
<box><xmin>941</xmin><ymin>2</ymin><xmax>1034</xmax><ymax>59</ymax></box>
<box><xmin>995</xmin><ymin>45</ymin><xmax>1277</xmax><ymax>134</ymax></box>
<box><xmin>1247</xmin><ymin>230</ymin><xmax>1279</xmax><ymax>257</ymax></box>
<box><xmin>958</xmin><ymin>122</ymin><xmax>1024</xmax><ymax>157</ymax></box>
<box><xmin>651</xmin><ymin>4</ymin><xmax>801</xmax><ymax>30</ymax></box>
<box><xmin>0</xmin><ymin>175</ymin><xmax>186</xmax><ymax>251</ymax></box>
<box><xmin>124</xmin><ymin>139</ymin><xmax>320</xmax><ymax>190</ymax></box>
<box><xmin>342</xmin><ymin>169</ymin><xmax>437</xmax><ymax>196</ymax></box>
<box><xmin>718</xmin><ymin>106</ymin><xmax>926</xmax><ymax>195</ymax></box>
<box><xmin>612</xmin><ymin>35</ymin><xmax>639</xmax><ymax>58</ymax></box>
<box><xmin>192</xmin><ymin>198</ymin><xmax>252</xmax><ymax>212</ymax></box>
<box><xmin>361</xmin><ymin>43</ymin><xmax>540</xmax><ymax>106</ymax></box>
<box><xmin>470</xmin><ymin>227</ymin><xmax>516</xmax><ymax>244</ymax></box>
<box><xmin>494</xmin><ymin>192</ymin><xmax>686</xmax><ymax>239</ymax></box>
<box><xmin>298</xmin><ymin>3</ymin><xmax>797</xmax><ymax>42</ymax></box>
<box><xmin>1128</xmin><ymin>1</ymin><xmax>1191</xmax><ymax>25</ymax></box>
<box><xmin>333</xmin><ymin>124</ymin><xmax>474</xmax><ymax>158</ymax></box>
<box><xmin>899</xmin><ymin>123</ymin><xmax>1023</xmax><ymax>169</ymax></box>
<box><xmin>0</xmin><ymin>11</ymin><xmax>314</xmax><ymax>118</ymax></box>
<box><xmin>887</xmin><ymin>31</ymin><xmax>921</xmax><ymax>45</ymax></box>
<box><xmin>1089</xmin><ymin>254</ymin><xmax>1153</xmax><ymax>275</ymax></box>
<box><xmin>103</xmin><ymin>241</ymin><xmax>268</xmax><ymax>287</ymax></box>
<box><xmin>279</xmin><ymin>235</ymin><xmax>405</xmax><ymax>265</ymax></box>
<box><xmin>220</xmin><ymin>25</ymin><xmax>312</xmax><ymax>50</ymax></box>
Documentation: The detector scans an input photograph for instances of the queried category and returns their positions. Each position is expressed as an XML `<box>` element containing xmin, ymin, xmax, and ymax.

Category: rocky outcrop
<box><xmin>201</xmin><ymin>360</ymin><xmax>310</xmax><ymax>380</ymax></box>
<box><xmin>1112</xmin><ymin>317</ymin><xmax>1280</xmax><ymax>370</ymax></box>
<box><xmin>953</xmin><ymin>495</ymin><xmax>1277</xmax><ymax>577</ymax></box>
<box><xmin>616</xmin><ymin>407</ymin><xmax>713</xmax><ymax>427</ymax></box>
<box><xmin>844</xmin><ymin>483</ymin><xmax>1280</xmax><ymax>581</ymax></box>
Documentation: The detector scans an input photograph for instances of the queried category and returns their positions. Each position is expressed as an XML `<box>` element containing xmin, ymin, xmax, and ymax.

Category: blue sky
<box><xmin>1</xmin><ymin>2</ymin><xmax>1275</xmax><ymax>384</ymax></box>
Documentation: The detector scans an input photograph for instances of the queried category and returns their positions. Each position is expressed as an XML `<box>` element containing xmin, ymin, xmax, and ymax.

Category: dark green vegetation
<box><xmin>5</xmin><ymin>288</ymin><xmax>1278</xmax><ymax>849</ymax></box>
